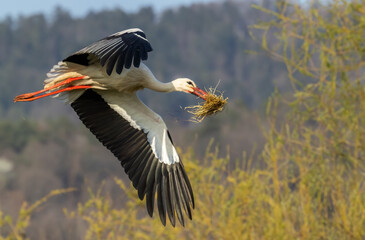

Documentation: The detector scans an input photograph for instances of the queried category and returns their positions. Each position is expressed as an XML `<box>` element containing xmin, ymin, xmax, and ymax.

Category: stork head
<box><xmin>172</xmin><ymin>78</ymin><xmax>208</xmax><ymax>100</ymax></box>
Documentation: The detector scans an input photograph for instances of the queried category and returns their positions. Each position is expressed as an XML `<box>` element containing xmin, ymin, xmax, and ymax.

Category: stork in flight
<box><xmin>14</xmin><ymin>28</ymin><xmax>208</xmax><ymax>227</ymax></box>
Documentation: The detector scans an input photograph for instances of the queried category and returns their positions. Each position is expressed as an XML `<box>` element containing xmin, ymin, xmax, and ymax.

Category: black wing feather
<box><xmin>64</xmin><ymin>29</ymin><xmax>153</xmax><ymax>75</ymax></box>
<box><xmin>133</xmin><ymin>49</ymin><xmax>141</xmax><ymax>68</ymax></box>
<box><xmin>157</xmin><ymin>181</ymin><xmax>166</xmax><ymax>225</ymax></box>
<box><xmin>145</xmin><ymin>158</ymin><xmax>158</xmax><ymax>216</ymax></box>
<box><xmin>137</xmin><ymin>154</ymin><xmax>154</xmax><ymax>199</ymax></box>
<box><xmin>172</xmin><ymin>167</ymin><xmax>184</xmax><ymax>227</ymax></box>
<box><xmin>70</xmin><ymin>90</ymin><xmax>194</xmax><ymax>227</ymax></box>
<box><xmin>124</xmin><ymin>47</ymin><xmax>134</xmax><ymax>69</ymax></box>
<box><xmin>115</xmin><ymin>53</ymin><xmax>126</xmax><ymax>74</ymax></box>
<box><xmin>163</xmin><ymin>167</ymin><xmax>175</xmax><ymax>227</ymax></box>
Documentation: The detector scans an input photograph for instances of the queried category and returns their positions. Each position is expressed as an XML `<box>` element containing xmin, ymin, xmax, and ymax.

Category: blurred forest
<box><xmin>1</xmin><ymin>0</ymin><xmax>365</xmax><ymax>239</ymax></box>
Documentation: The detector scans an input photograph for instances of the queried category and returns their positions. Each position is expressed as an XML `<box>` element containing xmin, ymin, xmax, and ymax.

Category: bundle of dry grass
<box><xmin>185</xmin><ymin>87</ymin><xmax>227</xmax><ymax>122</ymax></box>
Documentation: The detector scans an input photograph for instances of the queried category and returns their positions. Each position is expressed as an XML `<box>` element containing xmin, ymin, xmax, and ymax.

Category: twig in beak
<box><xmin>186</xmin><ymin>86</ymin><xmax>227</xmax><ymax>122</ymax></box>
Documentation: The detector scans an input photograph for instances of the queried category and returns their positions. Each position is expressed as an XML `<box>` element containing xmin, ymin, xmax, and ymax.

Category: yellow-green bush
<box><xmin>64</xmin><ymin>140</ymin><xmax>365</xmax><ymax>239</ymax></box>
<box><xmin>0</xmin><ymin>189</ymin><xmax>75</xmax><ymax>240</ymax></box>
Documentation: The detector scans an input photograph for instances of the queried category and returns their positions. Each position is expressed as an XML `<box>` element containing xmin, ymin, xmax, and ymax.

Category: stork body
<box><xmin>14</xmin><ymin>28</ymin><xmax>207</xmax><ymax>227</ymax></box>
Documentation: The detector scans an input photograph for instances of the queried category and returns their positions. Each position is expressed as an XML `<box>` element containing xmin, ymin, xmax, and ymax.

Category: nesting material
<box><xmin>185</xmin><ymin>87</ymin><xmax>228</xmax><ymax>122</ymax></box>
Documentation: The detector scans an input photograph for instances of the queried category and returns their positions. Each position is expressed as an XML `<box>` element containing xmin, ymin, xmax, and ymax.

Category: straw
<box><xmin>185</xmin><ymin>85</ymin><xmax>227</xmax><ymax>122</ymax></box>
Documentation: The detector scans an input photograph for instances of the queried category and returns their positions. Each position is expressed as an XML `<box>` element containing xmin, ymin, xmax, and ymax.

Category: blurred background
<box><xmin>4</xmin><ymin>0</ymin><xmax>359</xmax><ymax>239</ymax></box>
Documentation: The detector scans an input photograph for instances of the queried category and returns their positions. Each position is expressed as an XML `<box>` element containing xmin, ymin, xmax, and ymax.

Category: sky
<box><xmin>1</xmin><ymin>0</ymin><xmax>222</xmax><ymax>20</ymax></box>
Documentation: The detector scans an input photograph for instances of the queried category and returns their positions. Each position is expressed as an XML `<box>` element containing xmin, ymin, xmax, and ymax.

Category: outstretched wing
<box><xmin>70</xmin><ymin>89</ymin><xmax>194</xmax><ymax>227</ymax></box>
<box><xmin>64</xmin><ymin>28</ymin><xmax>153</xmax><ymax>76</ymax></box>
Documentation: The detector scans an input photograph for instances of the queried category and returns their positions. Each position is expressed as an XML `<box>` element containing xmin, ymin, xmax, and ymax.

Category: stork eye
<box><xmin>187</xmin><ymin>81</ymin><xmax>194</xmax><ymax>86</ymax></box>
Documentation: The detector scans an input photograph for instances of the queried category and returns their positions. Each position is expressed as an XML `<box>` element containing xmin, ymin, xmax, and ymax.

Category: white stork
<box><xmin>14</xmin><ymin>28</ymin><xmax>208</xmax><ymax>227</ymax></box>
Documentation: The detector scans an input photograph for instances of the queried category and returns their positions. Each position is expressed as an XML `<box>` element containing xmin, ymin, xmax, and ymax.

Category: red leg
<box><xmin>14</xmin><ymin>85</ymin><xmax>91</xmax><ymax>102</ymax></box>
<box><xmin>14</xmin><ymin>76</ymin><xmax>87</xmax><ymax>102</ymax></box>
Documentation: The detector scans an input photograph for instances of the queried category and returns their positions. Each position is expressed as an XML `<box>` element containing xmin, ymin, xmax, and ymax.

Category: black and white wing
<box><xmin>64</xmin><ymin>28</ymin><xmax>153</xmax><ymax>75</ymax></box>
<box><xmin>70</xmin><ymin>89</ymin><xmax>194</xmax><ymax>227</ymax></box>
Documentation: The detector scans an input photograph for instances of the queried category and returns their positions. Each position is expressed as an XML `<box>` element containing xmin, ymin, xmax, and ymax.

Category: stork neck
<box><xmin>145</xmin><ymin>77</ymin><xmax>174</xmax><ymax>93</ymax></box>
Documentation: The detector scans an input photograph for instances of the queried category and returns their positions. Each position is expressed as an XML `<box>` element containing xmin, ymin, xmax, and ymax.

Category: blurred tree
<box><xmin>252</xmin><ymin>0</ymin><xmax>365</xmax><ymax>237</ymax></box>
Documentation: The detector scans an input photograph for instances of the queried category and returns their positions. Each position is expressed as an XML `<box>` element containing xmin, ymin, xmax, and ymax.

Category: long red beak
<box><xmin>191</xmin><ymin>87</ymin><xmax>208</xmax><ymax>100</ymax></box>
